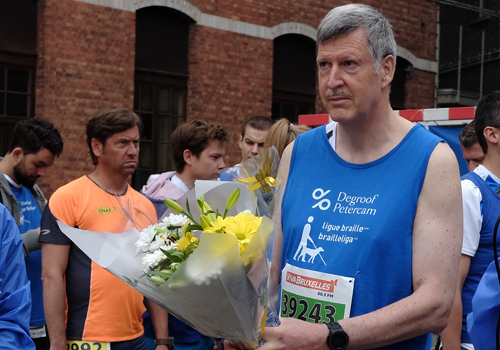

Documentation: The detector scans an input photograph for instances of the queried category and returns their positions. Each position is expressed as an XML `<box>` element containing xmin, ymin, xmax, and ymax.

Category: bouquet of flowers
<box><xmin>56</xmin><ymin>181</ymin><xmax>276</xmax><ymax>349</ymax></box>
<box><xmin>137</xmin><ymin>188</ymin><xmax>264</xmax><ymax>286</ymax></box>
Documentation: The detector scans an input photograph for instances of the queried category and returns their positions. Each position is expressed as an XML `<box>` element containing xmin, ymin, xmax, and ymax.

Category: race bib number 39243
<box><xmin>67</xmin><ymin>341</ymin><xmax>109</xmax><ymax>350</ymax></box>
<box><xmin>280</xmin><ymin>263</ymin><xmax>354</xmax><ymax>323</ymax></box>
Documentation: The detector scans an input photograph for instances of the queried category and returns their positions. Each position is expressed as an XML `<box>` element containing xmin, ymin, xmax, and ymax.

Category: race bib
<box><xmin>280</xmin><ymin>263</ymin><xmax>354</xmax><ymax>323</ymax></box>
<box><xmin>67</xmin><ymin>341</ymin><xmax>110</xmax><ymax>350</ymax></box>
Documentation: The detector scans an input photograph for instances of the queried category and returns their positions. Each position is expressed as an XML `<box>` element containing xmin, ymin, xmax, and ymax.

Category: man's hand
<box><xmin>41</xmin><ymin>243</ymin><xmax>70</xmax><ymax>350</ymax></box>
<box><xmin>439</xmin><ymin>254</ymin><xmax>472</xmax><ymax>349</ymax></box>
<box><xmin>224</xmin><ymin>318</ymin><xmax>329</xmax><ymax>350</ymax></box>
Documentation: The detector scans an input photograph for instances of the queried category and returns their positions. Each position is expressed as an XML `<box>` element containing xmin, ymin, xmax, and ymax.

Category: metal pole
<box><xmin>480</xmin><ymin>30</ymin><xmax>485</xmax><ymax>100</ymax></box>
<box><xmin>456</xmin><ymin>25</ymin><xmax>463</xmax><ymax>104</ymax></box>
<box><xmin>435</xmin><ymin>5</ymin><xmax>440</xmax><ymax>108</ymax></box>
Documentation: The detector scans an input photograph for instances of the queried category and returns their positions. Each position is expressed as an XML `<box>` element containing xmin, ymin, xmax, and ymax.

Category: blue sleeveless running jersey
<box><xmin>280</xmin><ymin>124</ymin><xmax>442</xmax><ymax>350</ymax></box>
<box><xmin>460</xmin><ymin>171</ymin><xmax>500</xmax><ymax>344</ymax></box>
<box><xmin>10</xmin><ymin>184</ymin><xmax>45</xmax><ymax>326</ymax></box>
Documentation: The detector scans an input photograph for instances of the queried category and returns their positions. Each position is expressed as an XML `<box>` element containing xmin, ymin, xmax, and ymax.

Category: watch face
<box><xmin>330</xmin><ymin>333</ymin><xmax>348</xmax><ymax>349</ymax></box>
<box><xmin>326</xmin><ymin>321</ymin><xmax>349</xmax><ymax>350</ymax></box>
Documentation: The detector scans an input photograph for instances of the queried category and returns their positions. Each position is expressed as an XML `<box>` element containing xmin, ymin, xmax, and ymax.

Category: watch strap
<box><xmin>155</xmin><ymin>338</ymin><xmax>174</xmax><ymax>349</ymax></box>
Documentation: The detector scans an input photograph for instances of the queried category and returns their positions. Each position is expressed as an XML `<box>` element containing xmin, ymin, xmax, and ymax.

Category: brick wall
<box><xmin>186</xmin><ymin>25</ymin><xmax>273</xmax><ymax>165</ymax></box>
<box><xmin>185</xmin><ymin>0</ymin><xmax>438</xmax><ymax>164</ymax></box>
<box><xmin>36</xmin><ymin>0</ymin><xmax>136</xmax><ymax>196</ymax></box>
<box><xmin>405</xmin><ymin>70</ymin><xmax>436</xmax><ymax>110</ymax></box>
<box><xmin>188</xmin><ymin>0</ymin><xmax>438</xmax><ymax>62</ymax></box>
<box><xmin>33</xmin><ymin>0</ymin><xmax>438</xmax><ymax>195</ymax></box>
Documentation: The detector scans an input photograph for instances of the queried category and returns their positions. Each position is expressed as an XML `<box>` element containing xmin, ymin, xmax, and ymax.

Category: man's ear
<box><xmin>484</xmin><ymin>126</ymin><xmax>500</xmax><ymax>146</ymax></box>
<box><xmin>380</xmin><ymin>55</ymin><xmax>396</xmax><ymax>89</ymax></box>
<box><xmin>183</xmin><ymin>149</ymin><xmax>194</xmax><ymax>166</ymax></box>
<box><xmin>11</xmin><ymin>147</ymin><xmax>24</xmax><ymax>163</ymax></box>
<box><xmin>238</xmin><ymin>134</ymin><xmax>244</xmax><ymax>150</ymax></box>
<box><xmin>91</xmin><ymin>138</ymin><xmax>103</xmax><ymax>158</ymax></box>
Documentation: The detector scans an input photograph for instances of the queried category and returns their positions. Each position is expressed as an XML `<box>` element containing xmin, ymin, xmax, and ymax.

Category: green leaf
<box><xmin>186</xmin><ymin>197</ymin><xmax>192</xmax><ymax>216</ymax></box>
<box><xmin>186</xmin><ymin>224</ymin><xmax>202</xmax><ymax>232</ymax></box>
<box><xmin>144</xmin><ymin>270</ymin><xmax>173</xmax><ymax>278</ymax></box>
<box><xmin>161</xmin><ymin>248</ymin><xmax>186</xmax><ymax>262</ymax></box>
<box><xmin>197</xmin><ymin>198</ymin><xmax>205</xmax><ymax>214</ymax></box>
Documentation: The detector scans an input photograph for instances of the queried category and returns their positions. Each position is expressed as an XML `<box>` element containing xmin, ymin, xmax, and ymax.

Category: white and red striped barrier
<box><xmin>299</xmin><ymin>107</ymin><xmax>476</xmax><ymax>126</ymax></box>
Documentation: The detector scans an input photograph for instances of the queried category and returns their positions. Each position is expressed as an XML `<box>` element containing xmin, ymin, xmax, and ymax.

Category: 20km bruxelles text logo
<box><xmin>286</xmin><ymin>271</ymin><xmax>338</xmax><ymax>293</ymax></box>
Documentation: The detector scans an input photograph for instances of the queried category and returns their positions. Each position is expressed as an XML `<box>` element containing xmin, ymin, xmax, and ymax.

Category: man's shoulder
<box><xmin>142</xmin><ymin>171</ymin><xmax>184</xmax><ymax>200</ymax></box>
<box><xmin>30</xmin><ymin>183</ymin><xmax>46</xmax><ymax>199</ymax></box>
<box><xmin>129</xmin><ymin>186</ymin><xmax>152</xmax><ymax>203</ymax></box>
<box><xmin>0</xmin><ymin>204</ymin><xmax>19</xmax><ymax>243</ymax></box>
<box><xmin>127</xmin><ymin>186</ymin><xmax>157</xmax><ymax>219</ymax></box>
<box><xmin>219</xmin><ymin>166</ymin><xmax>240</xmax><ymax>181</ymax></box>
<box><xmin>462</xmin><ymin>166</ymin><xmax>495</xmax><ymax>189</ymax></box>
<box><xmin>50</xmin><ymin>176</ymin><xmax>89</xmax><ymax>202</ymax></box>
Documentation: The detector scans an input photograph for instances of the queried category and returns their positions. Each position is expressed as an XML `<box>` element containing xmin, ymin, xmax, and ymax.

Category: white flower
<box><xmin>136</xmin><ymin>213</ymin><xmax>189</xmax><ymax>255</ymax></box>
<box><xmin>149</xmin><ymin>236</ymin><xmax>169</xmax><ymax>252</ymax></box>
<box><xmin>135</xmin><ymin>224</ymin><xmax>158</xmax><ymax>254</ymax></box>
<box><xmin>160</xmin><ymin>213</ymin><xmax>189</xmax><ymax>228</ymax></box>
<box><xmin>141</xmin><ymin>247</ymin><xmax>176</xmax><ymax>273</ymax></box>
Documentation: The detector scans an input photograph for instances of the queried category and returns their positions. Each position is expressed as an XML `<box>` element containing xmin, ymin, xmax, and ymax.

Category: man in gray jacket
<box><xmin>0</xmin><ymin>117</ymin><xmax>63</xmax><ymax>350</ymax></box>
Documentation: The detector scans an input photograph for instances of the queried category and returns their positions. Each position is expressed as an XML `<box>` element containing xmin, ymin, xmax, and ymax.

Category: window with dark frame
<box><xmin>133</xmin><ymin>6</ymin><xmax>193</xmax><ymax>190</ymax></box>
<box><xmin>272</xmin><ymin>34</ymin><xmax>317</xmax><ymax>124</ymax></box>
<box><xmin>133</xmin><ymin>79</ymin><xmax>186</xmax><ymax>188</ymax></box>
<box><xmin>0</xmin><ymin>0</ymin><xmax>37</xmax><ymax>156</ymax></box>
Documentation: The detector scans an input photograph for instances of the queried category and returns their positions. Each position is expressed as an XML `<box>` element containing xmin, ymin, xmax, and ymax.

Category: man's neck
<box><xmin>482</xmin><ymin>153</ymin><xmax>500</xmax><ymax>179</ymax></box>
<box><xmin>88</xmin><ymin>167</ymin><xmax>129</xmax><ymax>194</ymax></box>
<box><xmin>0</xmin><ymin>155</ymin><xmax>16</xmax><ymax>181</ymax></box>
<box><xmin>334</xmin><ymin>109</ymin><xmax>413</xmax><ymax>164</ymax></box>
<box><xmin>175</xmin><ymin>171</ymin><xmax>195</xmax><ymax>190</ymax></box>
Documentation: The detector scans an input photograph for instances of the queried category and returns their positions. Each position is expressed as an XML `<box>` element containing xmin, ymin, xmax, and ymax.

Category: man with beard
<box><xmin>0</xmin><ymin>117</ymin><xmax>63</xmax><ymax>350</ymax></box>
<box><xmin>40</xmin><ymin>108</ymin><xmax>169</xmax><ymax>350</ymax></box>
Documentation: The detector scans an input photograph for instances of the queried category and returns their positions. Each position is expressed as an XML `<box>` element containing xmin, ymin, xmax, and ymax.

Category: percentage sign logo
<box><xmin>312</xmin><ymin>188</ymin><xmax>331</xmax><ymax>210</ymax></box>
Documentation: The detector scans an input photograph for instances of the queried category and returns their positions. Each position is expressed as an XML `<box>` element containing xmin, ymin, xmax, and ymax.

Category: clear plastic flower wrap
<box><xmin>56</xmin><ymin>180</ymin><xmax>276</xmax><ymax>349</ymax></box>
<box><xmin>222</xmin><ymin>146</ymin><xmax>281</xmax><ymax>219</ymax></box>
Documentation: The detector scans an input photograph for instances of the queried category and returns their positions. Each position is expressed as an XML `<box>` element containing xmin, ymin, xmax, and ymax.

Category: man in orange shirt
<box><xmin>40</xmin><ymin>108</ymin><xmax>170</xmax><ymax>350</ymax></box>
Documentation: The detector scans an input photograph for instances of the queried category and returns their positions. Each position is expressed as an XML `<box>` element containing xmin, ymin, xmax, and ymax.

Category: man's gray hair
<box><xmin>317</xmin><ymin>4</ymin><xmax>397</xmax><ymax>72</ymax></box>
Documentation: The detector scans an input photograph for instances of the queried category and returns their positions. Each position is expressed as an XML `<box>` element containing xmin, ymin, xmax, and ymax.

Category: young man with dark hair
<box><xmin>0</xmin><ymin>117</ymin><xmax>63</xmax><ymax>349</ymax></box>
<box><xmin>141</xmin><ymin>119</ymin><xmax>229</xmax><ymax>350</ymax></box>
<box><xmin>458</xmin><ymin>120</ymin><xmax>485</xmax><ymax>171</ymax></box>
<box><xmin>238</xmin><ymin>116</ymin><xmax>273</xmax><ymax>163</ymax></box>
<box><xmin>219</xmin><ymin>116</ymin><xmax>272</xmax><ymax>181</ymax></box>
<box><xmin>40</xmin><ymin>107</ymin><xmax>169</xmax><ymax>350</ymax></box>
<box><xmin>142</xmin><ymin>119</ymin><xmax>229</xmax><ymax>217</ymax></box>
<box><xmin>441</xmin><ymin>91</ymin><xmax>500</xmax><ymax>349</ymax></box>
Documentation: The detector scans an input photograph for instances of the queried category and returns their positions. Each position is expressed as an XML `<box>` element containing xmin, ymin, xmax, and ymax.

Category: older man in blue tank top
<box><xmin>225</xmin><ymin>4</ymin><xmax>462</xmax><ymax>350</ymax></box>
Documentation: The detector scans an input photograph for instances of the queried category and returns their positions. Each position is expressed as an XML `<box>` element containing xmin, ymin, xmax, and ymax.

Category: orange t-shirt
<box><xmin>40</xmin><ymin>176</ymin><xmax>156</xmax><ymax>342</ymax></box>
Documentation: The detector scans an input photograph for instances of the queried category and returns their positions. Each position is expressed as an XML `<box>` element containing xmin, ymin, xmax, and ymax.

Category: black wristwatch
<box><xmin>326</xmin><ymin>321</ymin><xmax>349</xmax><ymax>350</ymax></box>
<box><xmin>155</xmin><ymin>337</ymin><xmax>174</xmax><ymax>349</ymax></box>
